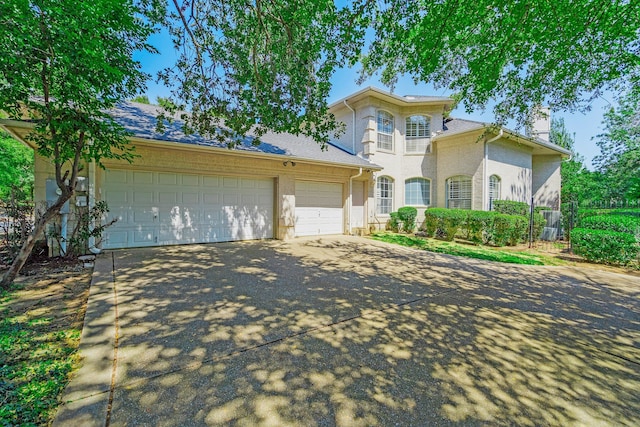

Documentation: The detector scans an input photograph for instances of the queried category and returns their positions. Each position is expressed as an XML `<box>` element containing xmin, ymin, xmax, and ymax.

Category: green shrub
<box><xmin>491</xmin><ymin>214</ymin><xmax>515</xmax><ymax>246</ymax></box>
<box><xmin>571</xmin><ymin>228</ymin><xmax>639</xmax><ymax>266</ymax></box>
<box><xmin>423</xmin><ymin>208</ymin><xmax>534</xmax><ymax>246</ymax></box>
<box><xmin>397</xmin><ymin>206</ymin><xmax>418</xmax><ymax>233</ymax></box>
<box><xmin>579</xmin><ymin>215</ymin><xmax>640</xmax><ymax>236</ymax></box>
<box><xmin>421</xmin><ymin>212</ymin><xmax>438</xmax><ymax>237</ymax></box>
<box><xmin>465</xmin><ymin>210</ymin><xmax>494</xmax><ymax>244</ymax></box>
<box><xmin>508</xmin><ymin>216</ymin><xmax>529</xmax><ymax>246</ymax></box>
<box><xmin>386</xmin><ymin>212</ymin><xmax>400</xmax><ymax>233</ymax></box>
<box><xmin>493</xmin><ymin>200</ymin><xmax>529</xmax><ymax>216</ymax></box>
<box><xmin>422</xmin><ymin>208</ymin><xmax>466</xmax><ymax>241</ymax></box>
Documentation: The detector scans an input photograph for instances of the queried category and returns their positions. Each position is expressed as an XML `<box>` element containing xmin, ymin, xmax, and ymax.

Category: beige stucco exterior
<box><xmin>2</xmin><ymin>120</ymin><xmax>374</xmax><ymax>252</ymax></box>
<box><xmin>328</xmin><ymin>87</ymin><xmax>569</xmax><ymax>228</ymax></box>
<box><xmin>2</xmin><ymin>87</ymin><xmax>569</xmax><ymax>252</ymax></box>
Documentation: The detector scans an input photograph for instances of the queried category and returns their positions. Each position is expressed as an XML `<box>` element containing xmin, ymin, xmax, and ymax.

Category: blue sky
<box><xmin>136</xmin><ymin>30</ymin><xmax>609</xmax><ymax>169</ymax></box>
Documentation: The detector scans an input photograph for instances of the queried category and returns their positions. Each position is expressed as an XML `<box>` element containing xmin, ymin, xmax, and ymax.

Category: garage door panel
<box><xmin>203</xmin><ymin>193</ymin><xmax>220</xmax><ymax>204</ymax></box>
<box><xmin>295</xmin><ymin>181</ymin><xmax>343</xmax><ymax>237</ymax></box>
<box><xmin>133</xmin><ymin>191</ymin><xmax>154</xmax><ymax>204</ymax></box>
<box><xmin>133</xmin><ymin>171</ymin><xmax>153</xmax><ymax>184</ymax></box>
<box><xmin>182</xmin><ymin>192</ymin><xmax>199</xmax><ymax>204</ymax></box>
<box><xmin>103</xmin><ymin>170</ymin><xmax>273</xmax><ymax>249</ymax></box>
<box><xmin>158</xmin><ymin>172</ymin><xmax>178</xmax><ymax>185</ymax></box>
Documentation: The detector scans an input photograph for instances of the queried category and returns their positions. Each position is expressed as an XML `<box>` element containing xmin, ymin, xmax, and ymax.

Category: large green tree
<box><xmin>549</xmin><ymin>118</ymin><xmax>602</xmax><ymax>206</ymax></box>
<box><xmin>0</xmin><ymin>0</ymin><xmax>155</xmax><ymax>288</ymax></box>
<box><xmin>156</xmin><ymin>0</ymin><xmax>363</xmax><ymax>147</ymax></box>
<box><xmin>594</xmin><ymin>90</ymin><xmax>640</xmax><ymax>200</ymax></box>
<box><xmin>158</xmin><ymin>0</ymin><xmax>640</xmax><ymax>140</ymax></box>
<box><xmin>0</xmin><ymin>130</ymin><xmax>33</xmax><ymax>201</ymax></box>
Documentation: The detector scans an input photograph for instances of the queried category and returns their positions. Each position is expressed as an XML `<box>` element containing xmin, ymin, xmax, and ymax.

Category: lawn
<box><xmin>371</xmin><ymin>232</ymin><xmax>567</xmax><ymax>266</ymax></box>
<box><xmin>0</xmin><ymin>261</ymin><xmax>92</xmax><ymax>426</ymax></box>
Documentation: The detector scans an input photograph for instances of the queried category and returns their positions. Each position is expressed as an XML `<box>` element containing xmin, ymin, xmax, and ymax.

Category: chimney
<box><xmin>527</xmin><ymin>106</ymin><xmax>551</xmax><ymax>142</ymax></box>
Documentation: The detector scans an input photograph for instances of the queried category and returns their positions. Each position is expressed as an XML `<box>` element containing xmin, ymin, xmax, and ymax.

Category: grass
<box><xmin>0</xmin><ymin>266</ymin><xmax>91</xmax><ymax>426</ymax></box>
<box><xmin>371</xmin><ymin>232</ymin><xmax>565</xmax><ymax>266</ymax></box>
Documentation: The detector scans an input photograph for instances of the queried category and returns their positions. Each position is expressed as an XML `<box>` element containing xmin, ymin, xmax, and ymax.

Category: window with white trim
<box><xmin>405</xmin><ymin>115</ymin><xmax>431</xmax><ymax>153</ymax></box>
<box><xmin>489</xmin><ymin>175</ymin><xmax>501</xmax><ymax>207</ymax></box>
<box><xmin>446</xmin><ymin>175</ymin><xmax>472</xmax><ymax>209</ymax></box>
<box><xmin>376</xmin><ymin>176</ymin><xmax>394</xmax><ymax>214</ymax></box>
<box><xmin>405</xmin><ymin>178</ymin><xmax>431</xmax><ymax>206</ymax></box>
<box><xmin>377</xmin><ymin>110</ymin><xmax>394</xmax><ymax>152</ymax></box>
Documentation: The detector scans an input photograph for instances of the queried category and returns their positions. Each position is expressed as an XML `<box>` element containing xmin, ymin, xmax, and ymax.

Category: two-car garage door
<box><xmin>101</xmin><ymin>171</ymin><xmax>345</xmax><ymax>249</ymax></box>
<box><xmin>102</xmin><ymin>169</ymin><xmax>274</xmax><ymax>249</ymax></box>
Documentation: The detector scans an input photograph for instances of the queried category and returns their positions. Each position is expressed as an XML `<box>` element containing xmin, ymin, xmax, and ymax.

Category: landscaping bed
<box><xmin>1</xmin><ymin>257</ymin><xmax>92</xmax><ymax>426</ymax></box>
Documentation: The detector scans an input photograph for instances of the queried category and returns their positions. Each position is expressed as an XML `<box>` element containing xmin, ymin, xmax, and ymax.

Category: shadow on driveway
<box><xmin>55</xmin><ymin>236</ymin><xmax>640</xmax><ymax>426</ymax></box>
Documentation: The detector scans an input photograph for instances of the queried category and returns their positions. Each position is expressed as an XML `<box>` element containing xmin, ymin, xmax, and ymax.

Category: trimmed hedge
<box><xmin>493</xmin><ymin>200</ymin><xmax>529</xmax><ymax>217</ymax></box>
<box><xmin>398</xmin><ymin>206</ymin><xmax>418</xmax><ymax>232</ymax></box>
<box><xmin>578</xmin><ymin>214</ymin><xmax>640</xmax><ymax>236</ymax></box>
<box><xmin>421</xmin><ymin>208</ymin><xmax>540</xmax><ymax>246</ymax></box>
<box><xmin>571</xmin><ymin>228</ymin><xmax>639</xmax><ymax>266</ymax></box>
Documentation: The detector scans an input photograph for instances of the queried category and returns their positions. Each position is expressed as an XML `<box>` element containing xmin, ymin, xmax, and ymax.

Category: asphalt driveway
<box><xmin>54</xmin><ymin>236</ymin><xmax>640</xmax><ymax>426</ymax></box>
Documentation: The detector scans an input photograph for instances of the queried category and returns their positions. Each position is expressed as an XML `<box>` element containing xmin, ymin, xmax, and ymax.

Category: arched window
<box><xmin>405</xmin><ymin>178</ymin><xmax>431</xmax><ymax>206</ymax></box>
<box><xmin>377</xmin><ymin>110</ymin><xmax>394</xmax><ymax>152</ymax></box>
<box><xmin>405</xmin><ymin>115</ymin><xmax>431</xmax><ymax>153</ymax></box>
<box><xmin>489</xmin><ymin>175</ymin><xmax>501</xmax><ymax>208</ymax></box>
<box><xmin>376</xmin><ymin>176</ymin><xmax>394</xmax><ymax>214</ymax></box>
<box><xmin>446</xmin><ymin>175</ymin><xmax>472</xmax><ymax>209</ymax></box>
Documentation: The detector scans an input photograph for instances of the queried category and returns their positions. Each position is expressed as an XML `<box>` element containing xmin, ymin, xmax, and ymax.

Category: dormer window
<box><xmin>405</xmin><ymin>115</ymin><xmax>431</xmax><ymax>154</ymax></box>
<box><xmin>377</xmin><ymin>110</ymin><xmax>394</xmax><ymax>152</ymax></box>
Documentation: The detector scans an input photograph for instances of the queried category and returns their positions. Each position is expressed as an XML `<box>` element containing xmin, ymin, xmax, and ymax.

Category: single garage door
<box><xmin>102</xmin><ymin>169</ymin><xmax>274</xmax><ymax>249</ymax></box>
<box><xmin>295</xmin><ymin>181</ymin><xmax>343</xmax><ymax>236</ymax></box>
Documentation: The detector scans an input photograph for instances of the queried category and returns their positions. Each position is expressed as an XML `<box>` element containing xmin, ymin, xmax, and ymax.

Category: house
<box><xmin>329</xmin><ymin>87</ymin><xmax>571</xmax><ymax>223</ymax></box>
<box><xmin>0</xmin><ymin>87</ymin><xmax>570</xmax><ymax>252</ymax></box>
<box><xmin>0</xmin><ymin>101</ymin><xmax>381</xmax><ymax>251</ymax></box>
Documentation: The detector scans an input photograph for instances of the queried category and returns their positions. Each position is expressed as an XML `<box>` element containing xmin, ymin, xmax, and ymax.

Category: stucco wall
<box><xmin>333</xmin><ymin>96</ymin><xmax>443</xmax><ymax>225</ymax></box>
<box><xmin>435</xmin><ymin>137</ymin><xmax>484</xmax><ymax>210</ymax></box>
<box><xmin>487</xmin><ymin>139</ymin><xmax>533</xmax><ymax>206</ymax></box>
<box><xmin>30</xmin><ymin>139</ymin><xmax>372</xmax><ymax>246</ymax></box>
<box><xmin>532</xmin><ymin>155</ymin><xmax>562</xmax><ymax>209</ymax></box>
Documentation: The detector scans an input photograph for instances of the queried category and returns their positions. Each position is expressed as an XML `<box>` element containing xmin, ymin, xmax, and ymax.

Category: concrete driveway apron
<box><xmin>54</xmin><ymin>236</ymin><xmax>640</xmax><ymax>426</ymax></box>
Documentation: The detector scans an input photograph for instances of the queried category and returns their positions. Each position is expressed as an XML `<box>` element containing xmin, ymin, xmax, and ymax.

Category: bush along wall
<box><xmin>493</xmin><ymin>200</ymin><xmax>529</xmax><ymax>217</ymax></box>
<box><xmin>420</xmin><ymin>208</ymin><xmax>541</xmax><ymax>246</ymax></box>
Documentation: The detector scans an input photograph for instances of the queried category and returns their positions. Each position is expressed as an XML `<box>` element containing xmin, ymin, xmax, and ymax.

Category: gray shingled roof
<box><xmin>110</xmin><ymin>101</ymin><xmax>379</xmax><ymax>169</ymax></box>
<box><xmin>440</xmin><ymin>118</ymin><xmax>485</xmax><ymax>135</ymax></box>
<box><xmin>439</xmin><ymin>117</ymin><xmax>571</xmax><ymax>156</ymax></box>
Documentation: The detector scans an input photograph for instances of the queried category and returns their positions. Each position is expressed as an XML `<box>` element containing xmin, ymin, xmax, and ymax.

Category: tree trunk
<box><xmin>0</xmin><ymin>200</ymin><xmax>66</xmax><ymax>290</ymax></box>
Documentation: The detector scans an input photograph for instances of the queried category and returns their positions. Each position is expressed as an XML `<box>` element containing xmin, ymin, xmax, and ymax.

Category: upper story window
<box><xmin>405</xmin><ymin>178</ymin><xmax>431</xmax><ymax>206</ymax></box>
<box><xmin>446</xmin><ymin>175</ymin><xmax>472</xmax><ymax>210</ymax></box>
<box><xmin>376</xmin><ymin>176</ymin><xmax>394</xmax><ymax>215</ymax></box>
<box><xmin>405</xmin><ymin>115</ymin><xmax>431</xmax><ymax>154</ymax></box>
<box><xmin>377</xmin><ymin>110</ymin><xmax>394</xmax><ymax>152</ymax></box>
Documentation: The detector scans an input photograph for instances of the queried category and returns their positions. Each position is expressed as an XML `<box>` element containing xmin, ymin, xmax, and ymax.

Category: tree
<box><xmin>594</xmin><ymin>90</ymin><xmax>640</xmax><ymax>200</ymax></box>
<box><xmin>0</xmin><ymin>130</ymin><xmax>34</xmax><ymax>201</ymax></box>
<box><xmin>155</xmin><ymin>0</ymin><xmax>640</xmax><ymax>145</ymax></box>
<box><xmin>360</xmin><ymin>0</ymin><xmax>640</xmax><ymax>129</ymax></box>
<box><xmin>550</xmin><ymin>118</ymin><xmax>604</xmax><ymax>206</ymax></box>
<box><xmin>131</xmin><ymin>95</ymin><xmax>152</xmax><ymax>104</ymax></box>
<box><xmin>0</xmin><ymin>0</ymin><xmax>155</xmax><ymax>288</ymax></box>
<box><xmin>153</xmin><ymin>0</ymin><xmax>365</xmax><ymax>146</ymax></box>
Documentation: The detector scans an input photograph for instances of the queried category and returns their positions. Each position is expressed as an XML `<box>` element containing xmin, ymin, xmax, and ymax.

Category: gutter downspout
<box><xmin>88</xmin><ymin>160</ymin><xmax>101</xmax><ymax>254</ymax></box>
<box><xmin>343</xmin><ymin>100</ymin><xmax>356</xmax><ymax>154</ymax></box>
<box><xmin>348</xmin><ymin>167</ymin><xmax>363</xmax><ymax>235</ymax></box>
<box><xmin>485</xmin><ymin>129</ymin><xmax>503</xmax><ymax>210</ymax></box>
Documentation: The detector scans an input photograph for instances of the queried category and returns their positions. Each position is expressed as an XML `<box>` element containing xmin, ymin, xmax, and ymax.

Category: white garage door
<box><xmin>102</xmin><ymin>169</ymin><xmax>274</xmax><ymax>249</ymax></box>
<box><xmin>295</xmin><ymin>181</ymin><xmax>343</xmax><ymax>236</ymax></box>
